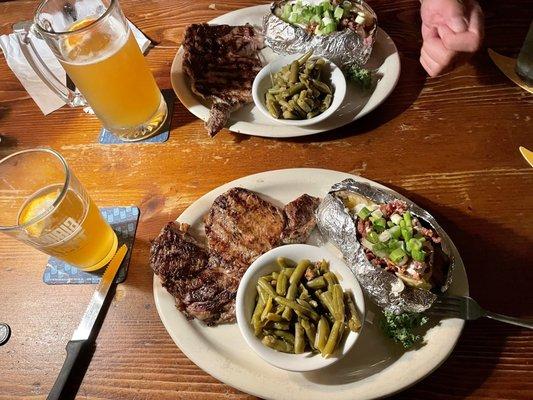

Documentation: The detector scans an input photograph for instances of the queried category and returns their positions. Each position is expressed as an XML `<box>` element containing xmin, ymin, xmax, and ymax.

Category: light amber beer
<box><xmin>18</xmin><ymin>184</ymin><xmax>118</xmax><ymax>271</ymax></box>
<box><xmin>59</xmin><ymin>17</ymin><xmax>164</xmax><ymax>137</ymax></box>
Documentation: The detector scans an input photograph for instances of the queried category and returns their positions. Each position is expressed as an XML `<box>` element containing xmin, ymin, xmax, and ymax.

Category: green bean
<box><xmin>287</xmin><ymin>82</ymin><xmax>305</xmax><ymax>96</ymax></box>
<box><xmin>294</xmin><ymin>322</ymin><xmax>306</xmax><ymax>354</ymax></box>
<box><xmin>272</xmin><ymin>321</ymin><xmax>290</xmax><ymax>330</ymax></box>
<box><xmin>318</xmin><ymin>291</ymin><xmax>334</xmax><ymax>315</ymax></box>
<box><xmin>307</xmin><ymin>276</ymin><xmax>326</xmax><ymax>290</ymax></box>
<box><xmin>314</xmin><ymin>316</ymin><xmax>330</xmax><ymax>352</ymax></box>
<box><xmin>283</xmin><ymin>267</ymin><xmax>295</xmax><ymax>277</ymax></box>
<box><xmin>275</xmin><ymin>296</ymin><xmax>319</xmax><ymax>321</ymax></box>
<box><xmin>322</xmin><ymin>321</ymin><xmax>342</xmax><ymax>357</ymax></box>
<box><xmin>262</xmin><ymin>335</ymin><xmax>293</xmax><ymax>353</ymax></box>
<box><xmin>261</xmin><ymin>296</ymin><xmax>273</xmax><ymax>321</ymax></box>
<box><xmin>297</xmin><ymin>97</ymin><xmax>312</xmax><ymax>113</ymax></box>
<box><xmin>272</xmin><ymin>329</ymin><xmax>295</xmax><ymax>344</ymax></box>
<box><xmin>312</xmin><ymin>79</ymin><xmax>332</xmax><ymax>94</ymax></box>
<box><xmin>307</xmin><ymin>111</ymin><xmax>320</xmax><ymax>119</ymax></box>
<box><xmin>282</xmin><ymin>305</ymin><xmax>293</xmax><ymax>321</ymax></box>
<box><xmin>290</xmin><ymin>260</ymin><xmax>310</xmax><ymax>285</ymax></box>
<box><xmin>296</xmin><ymin>298</ymin><xmax>314</xmax><ymax>312</ymax></box>
<box><xmin>251</xmin><ymin>296</ymin><xmax>265</xmax><ymax>336</ymax></box>
<box><xmin>298</xmin><ymin>283</ymin><xmax>310</xmax><ymax>301</ymax></box>
<box><xmin>323</xmin><ymin>272</ymin><xmax>338</xmax><ymax>288</ymax></box>
<box><xmin>323</xmin><ymin>94</ymin><xmax>332</xmax><ymax>109</ymax></box>
<box><xmin>289</xmin><ymin>60</ymin><xmax>299</xmax><ymax>84</ymax></box>
<box><xmin>282</xmin><ymin>110</ymin><xmax>298</xmax><ymax>119</ymax></box>
<box><xmin>276</xmin><ymin>271</ymin><xmax>288</xmax><ymax>296</ymax></box>
<box><xmin>272</xmin><ymin>271</ymin><xmax>279</xmax><ymax>279</ymax></box>
<box><xmin>266</xmin><ymin>312</ymin><xmax>282</xmax><ymax>322</ymax></box>
<box><xmin>332</xmin><ymin>284</ymin><xmax>345</xmax><ymax>322</ymax></box>
<box><xmin>345</xmin><ymin>292</ymin><xmax>362</xmax><ymax>332</ymax></box>
<box><xmin>257</xmin><ymin>285</ymin><xmax>268</xmax><ymax>304</ymax></box>
<box><xmin>266</xmin><ymin>99</ymin><xmax>280</xmax><ymax>119</ymax></box>
<box><xmin>300</xmin><ymin>318</ymin><xmax>316</xmax><ymax>349</ymax></box>
<box><xmin>277</xmin><ymin>257</ymin><xmax>295</xmax><ymax>269</ymax></box>
<box><xmin>298</xmin><ymin>50</ymin><xmax>313</xmax><ymax>65</ymax></box>
<box><xmin>258</xmin><ymin>277</ymin><xmax>277</xmax><ymax>298</ymax></box>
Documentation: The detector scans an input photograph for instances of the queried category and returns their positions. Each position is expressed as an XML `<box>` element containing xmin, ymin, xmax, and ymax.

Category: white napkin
<box><xmin>0</xmin><ymin>21</ymin><xmax>151</xmax><ymax>115</ymax></box>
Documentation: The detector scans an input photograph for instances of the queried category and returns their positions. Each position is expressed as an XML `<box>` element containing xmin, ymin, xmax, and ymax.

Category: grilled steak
<box><xmin>150</xmin><ymin>222</ymin><xmax>240</xmax><ymax>325</ymax></box>
<box><xmin>182</xmin><ymin>23</ymin><xmax>264</xmax><ymax>136</ymax></box>
<box><xmin>281</xmin><ymin>194</ymin><xmax>321</xmax><ymax>244</ymax></box>
<box><xmin>204</xmin><ymin>187</ymin><xmax>286</xmax><ymax>268</ymax></box>
<box><xmin>150</xmin><ymin>188</ymin><xmax>320</xmax><ymax>326</ymax></box>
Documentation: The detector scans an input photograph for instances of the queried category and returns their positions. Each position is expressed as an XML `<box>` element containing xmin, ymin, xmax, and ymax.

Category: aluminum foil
<box><xmin>316</xmin><ymin>179</ymin><xmax>456</xmax><ymax>314</ymax></box>
<box><xmin>263</xmin><ymin>1</ymin><xmax>377</xmax><ymax>68</ymax></box>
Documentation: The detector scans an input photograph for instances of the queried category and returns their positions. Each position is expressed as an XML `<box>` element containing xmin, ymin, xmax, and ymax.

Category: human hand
<box><xmin>420</xmin><ymin>0</ymin><xmax>484</xmax><ymax>76</ymax></box>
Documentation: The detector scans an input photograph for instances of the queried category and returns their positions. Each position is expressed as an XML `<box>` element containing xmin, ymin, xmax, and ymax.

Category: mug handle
<box><xmin>13</xmin><ymin>21</ymin><xmax>87</xmax><ymax>107</ymax></box>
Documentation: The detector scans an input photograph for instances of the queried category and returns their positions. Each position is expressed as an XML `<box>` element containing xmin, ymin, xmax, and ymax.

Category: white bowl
<box><xmin>252</xmin><ymin>54</ymin><xmax>347</xmax><ymax>126</ymax></box>
<box><xmin>236</xmin><ymin>244</ymin><xmax>365</xmax><ymax>372</ymax></box>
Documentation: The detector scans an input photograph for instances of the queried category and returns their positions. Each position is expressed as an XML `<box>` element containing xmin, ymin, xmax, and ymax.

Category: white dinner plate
<box><xmin>170</xmin><ymin>5</ymin><xmax>401</xmax><ymax>138</ymax></box>
<box><xmin>153</xmin><ymin>168</ymin><xmax>469</xmax><ymax>400</ymax></box>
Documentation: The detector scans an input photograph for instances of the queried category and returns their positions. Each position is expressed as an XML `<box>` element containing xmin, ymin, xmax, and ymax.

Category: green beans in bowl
<box><xmin>252</xmin><ymin>53</ymin><xmax>347</xmax><ymax>126</ymax></box>
<box><xmin>236</xmin><ymin>244</ymin><xmax>365</xmax><ymax>372</ymax></box>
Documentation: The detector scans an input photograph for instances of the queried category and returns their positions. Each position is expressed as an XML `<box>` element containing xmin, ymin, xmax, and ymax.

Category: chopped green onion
<box><xmin>388</xmin><ymin>225</ymin><xmax>401</xmax><ymax>239</ymax></box>
<box><xmin>390</xmin><ymin>214</ymin><xmax>402</xmax><ymax>225</ymax></box>
<box><xmin>408</xmin><ymin>238</ymin><xmax>423</xmax><ymax>251</ymax></box>
<box><xmin>390</xmin><ymin>248</ymin><xmax>406</xmax><ymax>264</ymax></box>
<box><xmin>357</xmin><ymin>207</ymin><xmax>371</xmax><ymax>220</ymax></box>
<box><xmin>378</xmin><ymin>230</ymin><xmax>391</xmax><ymax>242</ymax></box>
<box><xmin>322</xmin><ymin>22</ymin><xmax>337</xmax><ymax>34</ymax></box>
<box><xmin>373</xmin><ymin>242</ymin><xmax>389</xmax><ymax>258</ymax></box>
<box><xmin>334</xmin><ymin>5</ymin><xmax>344</xmax><ymax>20</ymax></box>
<box><xmin>372</xmin><ymin>218</ymin><xmax>387</xmax><ymax>233</ymax></box>
<box><xmin>411</xmin><ymin>248</ymin><xmax>426</xmax><ymax>262</ymax></box>
<box><xmin>371</xmin><ymin>209</ymin><xmax>383</xmax><ymax>219</ymax></box>
<box><xmin>401</xmin><ymin>228</ymin><xmax>412</xmax><ymax>243</ymax></box>
<box><xmin>387</xmin><ymin>238</ymin><xmax>401</xmax><ymax>250</ymax></box>
<box><xmin>403</xmin><ymin>211</ymin><xmax>412</xmax><ymax>226</ymax></box>
<box><xmin>367</xmin><ymin>231</ymin><xmax>379</xmax><ymax>244</ymax></box>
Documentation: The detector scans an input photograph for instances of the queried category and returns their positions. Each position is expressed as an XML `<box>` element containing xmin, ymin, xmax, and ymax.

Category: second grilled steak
<box><xmin>182</xmin><ymin>24</ymin><xmax>264</xmax><ymax>136</ymax></box>
<box><xmin>204</xmin><ymin>188</ymin><xmax>320</xmax><ymax>268</ymax></box>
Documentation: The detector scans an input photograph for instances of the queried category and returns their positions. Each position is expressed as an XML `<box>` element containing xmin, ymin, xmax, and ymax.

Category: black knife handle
<box><xmin>47</xmin><ymin>339</ymin><xmax>95</xmax><ymax>400</ymax></box>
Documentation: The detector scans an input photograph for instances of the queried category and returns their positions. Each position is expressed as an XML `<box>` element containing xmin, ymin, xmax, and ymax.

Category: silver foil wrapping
<box><xmin>263</xmin><ymin>1</ymin><xmax>377</xmax><ymax>68</ymax></box>
<box><xmin>316</xmin><ymin>179</ymin><xmax>456</xmax><ymax>314</ymax></box>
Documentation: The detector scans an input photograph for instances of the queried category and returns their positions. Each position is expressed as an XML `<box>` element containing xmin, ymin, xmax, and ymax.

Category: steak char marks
<box><xmin>182</xmin><ymin>24</ymin><xmax>264</xmax><ymax>136</ymax></box>
<box><xmin>150</xmin><ymin>188</ymin><xmax>320</xmax><ymax>325</ymax></box>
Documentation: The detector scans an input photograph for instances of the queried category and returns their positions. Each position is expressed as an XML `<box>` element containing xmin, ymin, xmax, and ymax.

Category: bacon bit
<box><xmin>412</xmin><ymin>217</ymin><xmax>442</xmax><ymax>243</ymax></box>
<box><xmin>380</xmin><ymin>199</ymin><xmax>407</xmax><ymax>218</ymax></box>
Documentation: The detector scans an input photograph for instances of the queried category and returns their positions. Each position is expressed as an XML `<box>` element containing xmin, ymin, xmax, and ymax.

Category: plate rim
<box><xmin>169</xmin><ymin>4</ymin><xmax>401</xmax><ymax>138</ymax></box>
<box><xmin>153</xmin><ymin>167</ymin><xmax>468</xmax><ymax>400</ymax></box>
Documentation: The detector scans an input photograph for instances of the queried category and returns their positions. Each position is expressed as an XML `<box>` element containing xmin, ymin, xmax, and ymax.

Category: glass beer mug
<box><xmin>16</xmin><ymin>0</ymin><xmax>167</xmax><ymax>141</ymax></box>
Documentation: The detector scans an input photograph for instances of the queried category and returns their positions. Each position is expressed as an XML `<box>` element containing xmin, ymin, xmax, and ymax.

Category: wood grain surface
<box><xmin>0</xmin><ymin>0</ymin><xmax>532</xmax><ymax>399</ymax></box>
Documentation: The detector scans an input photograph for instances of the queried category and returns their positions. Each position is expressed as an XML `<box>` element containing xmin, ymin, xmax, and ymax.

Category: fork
<box><xmin>429</xmin><ymin>295</ymin><xmax>533</xmax><ymax>329</ymax></box>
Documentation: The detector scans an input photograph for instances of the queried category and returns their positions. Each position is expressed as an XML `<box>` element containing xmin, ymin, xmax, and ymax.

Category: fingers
<box><xmin>422</xmin><ymin>37</ymin><xmax>456</xmax><ymax>70</ymax></box>
<box><xmin>437</xmin><ymin>3</ymin><xmax>484</xmax><ymax>53</ymax></box>
<box><xmin>423</xmin><ymin>0</ymin><xmax>468</xmax><ymax>33</ymax></box>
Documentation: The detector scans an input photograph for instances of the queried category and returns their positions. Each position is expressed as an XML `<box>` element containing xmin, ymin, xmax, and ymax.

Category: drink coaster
<box><xmin>42</xmin><ymin>206</ymin><xmax>140</xmax><ymax>285</ymax></box>
<box><xmin>98</xmin><ymin>89</ymin><xmax>175</xmax><ymax>144</ymax></box>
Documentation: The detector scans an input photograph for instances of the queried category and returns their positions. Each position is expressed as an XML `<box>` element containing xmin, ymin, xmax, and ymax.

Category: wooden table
<box><xmin>0</xmin><ymin>0</ymin><xmax>532</xmax><ymax>398</ymax></box>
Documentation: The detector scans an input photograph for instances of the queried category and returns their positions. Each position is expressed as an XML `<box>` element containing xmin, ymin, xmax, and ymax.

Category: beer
<box><xmin>59</xmin><ymin>17</ymin><xmax>163</xmax><ymax>135</ymax></box>
<box><xmin>18</xmin><ymin>184</ymin><xmax>118</xmax><ymax>271</ymax></box>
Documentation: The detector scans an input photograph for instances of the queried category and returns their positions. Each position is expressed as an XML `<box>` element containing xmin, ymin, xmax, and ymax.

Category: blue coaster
<box><xmin>43</xmin><ymin>206</ymin><xmax>140</xmax><ymax>285</ymax></box>
<box><xmin>98</xmin><ymin>89</ymin><xmax>175</xmax><ymax>144</ymax></box>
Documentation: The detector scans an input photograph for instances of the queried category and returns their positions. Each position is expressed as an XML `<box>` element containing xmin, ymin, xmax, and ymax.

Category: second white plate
<box><xmin>170</xmin><ymin>5</ymin><xmax>401</xmax><ymax>138</ymax></box>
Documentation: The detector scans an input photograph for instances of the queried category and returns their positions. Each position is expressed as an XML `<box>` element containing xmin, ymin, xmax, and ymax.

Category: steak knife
<box><xmin>47</xmin><ymin>244</ymin><xmax>128</xmax><ymax>400</ymax></box>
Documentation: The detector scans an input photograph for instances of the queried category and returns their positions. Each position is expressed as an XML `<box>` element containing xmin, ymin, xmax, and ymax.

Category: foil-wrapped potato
<box><xmin>316</xmin><ymin>179</ymin><xmax>456</xmax><ymax>314</ymax></box>
<box><xmin>263</xmin><ymin>0</ymin><xmax>377</xmax><ymax>68</ymax></box>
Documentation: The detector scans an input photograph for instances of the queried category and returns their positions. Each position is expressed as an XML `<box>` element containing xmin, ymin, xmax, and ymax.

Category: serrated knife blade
<box><xmin>47</xmin><ymin>244</ymin><xmax>128</xmax><ymax>400</ymax></box>
<box><xmin>71</xmin><ymin>244</ymin><xmax>127</xmax><ymax>340</ymax></box>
